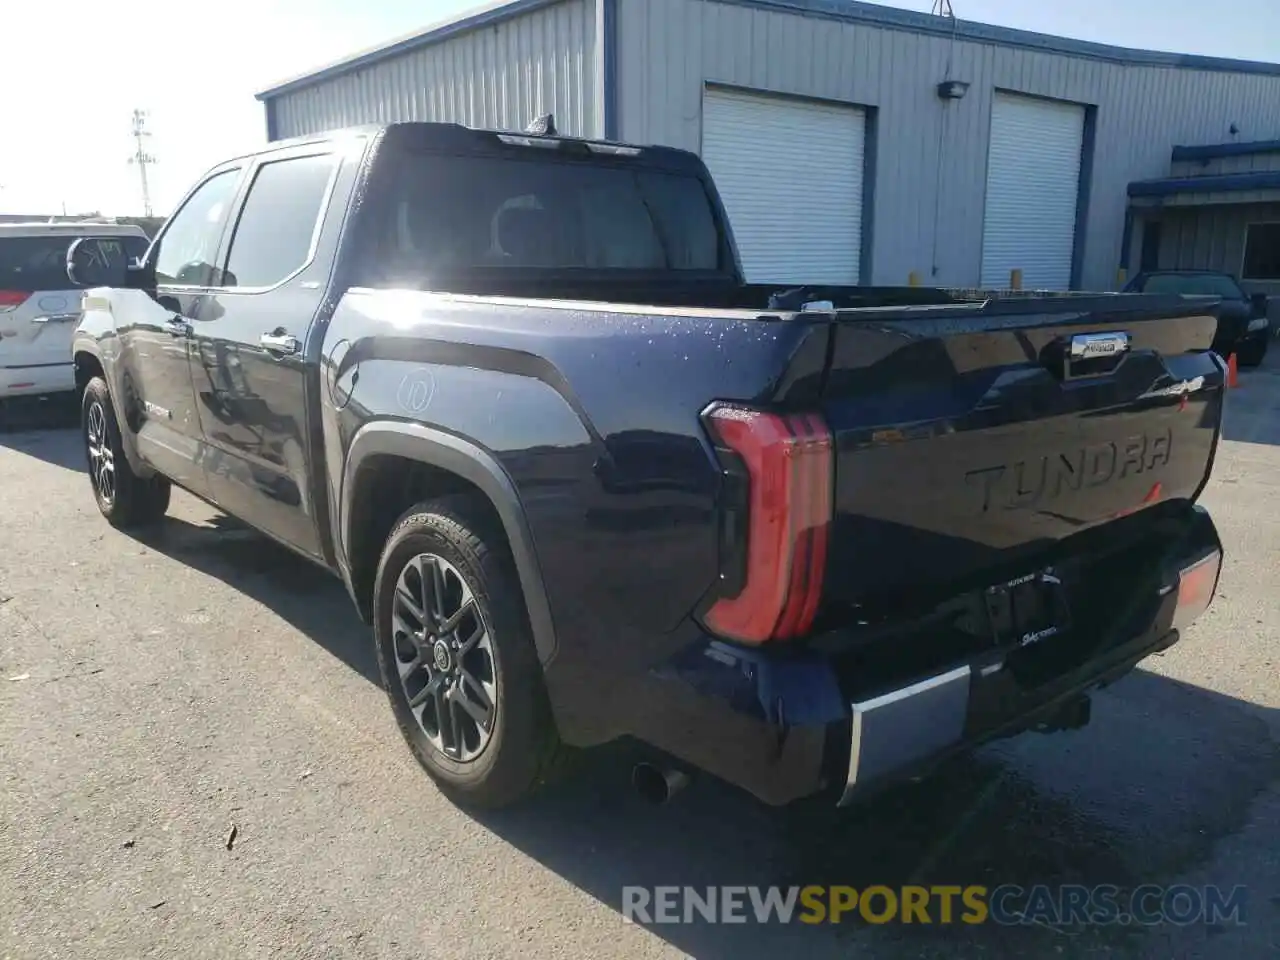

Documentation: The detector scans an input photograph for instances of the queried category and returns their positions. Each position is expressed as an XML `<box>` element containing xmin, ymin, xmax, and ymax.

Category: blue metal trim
<box><xmin>1172</xmin><ymin>139</ymin><xmax>1280</xmax><ymax>162</ymax></box>
<box><xmin>1128</xmin><ymin>172</ymin><xmax>1280</xmax><ymax>198</ymax></box>
<box><xmin>257</xmin><ymin>0</ymin><xmax>1280</xmax><ymax>103</ymax></box>
<box><xmin>256</xmin><ymin>0</ymin><xmax>568</xmax><ymax>100</ymax></box>
<box><xmin>1070</xmin><ymin>104</ymin><xmax>1098</xmax><ymax>290</ymax></box>
<box><xmin>264</xmin><ymin>98</ymin><xmax>280</xmax><ymax>142</ymax></box>
<box><xmin>859</xmin><ymin>107</ymin><xmax>878</xmax><ymax>284</ymax></box>
<box><xmin>601</xmin><ymin>0</ymin><xmax>618</xmax><ymax>140</ymax></box>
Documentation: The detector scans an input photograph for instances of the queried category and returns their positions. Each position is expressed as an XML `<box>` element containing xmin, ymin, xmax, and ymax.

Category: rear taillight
<box><xmin>700</xmin><ymin>403</ymin><xmax>834</xmax><ymax>645</ymax></box>
<box><xmin>0</xmin><ymin>290</ymin><xmax>31</xmax><ymax>309</ymax></box>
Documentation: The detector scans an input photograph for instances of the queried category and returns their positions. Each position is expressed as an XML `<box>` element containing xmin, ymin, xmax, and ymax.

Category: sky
<box><xmin>3</xmin><ymin>0</ymin><xmax>1277</xmax><ymax>217</ymax></box>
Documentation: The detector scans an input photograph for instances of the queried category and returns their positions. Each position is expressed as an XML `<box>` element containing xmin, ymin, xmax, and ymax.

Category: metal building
<box><xmin>256</xmin><ymin>0</ymin><xmax>1280</xmax><ymax>292</ymax></box>
<box><xmin>1128</xmin><ymin>139</ymin><xmax>1280</xmax><ymax>295</ymax></box>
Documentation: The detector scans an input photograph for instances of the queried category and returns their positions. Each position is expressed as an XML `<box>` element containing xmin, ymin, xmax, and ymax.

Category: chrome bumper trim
<box><xmin>840</xmin><ymin>664</ymin><xmax>972</xmax><ymax>806</ymax></box>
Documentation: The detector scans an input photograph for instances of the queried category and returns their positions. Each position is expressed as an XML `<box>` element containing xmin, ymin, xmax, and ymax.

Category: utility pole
<box><xmin>128</xmin><ymin>109</ymin><xmax>157</xmax><ymax>217</ymax></box>
<box><xmin>931</xmin><ymin>0</ymin><xmax>955</xmax><ymax>16</ymax></box>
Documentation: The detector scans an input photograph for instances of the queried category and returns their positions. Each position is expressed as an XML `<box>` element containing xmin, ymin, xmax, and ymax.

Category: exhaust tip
<box><xmin>632</xmin><ymin>763</ymin><xmax>691</xmax><ymax>804</ymax></box>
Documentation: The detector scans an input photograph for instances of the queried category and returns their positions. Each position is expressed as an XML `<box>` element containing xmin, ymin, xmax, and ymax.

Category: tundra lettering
<box><xmin>967</xmin><ymin>428</ymin><xmax>1175</xmax><ymax>514</ymax></box>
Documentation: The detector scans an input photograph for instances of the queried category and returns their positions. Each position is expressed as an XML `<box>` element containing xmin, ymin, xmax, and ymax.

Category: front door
<box><xmin>118</xmin><ymin>166</ymin><xmax>244</xmax><ymax>493</ymax></box>
<box><xmin>188</xmin><ymin>149</ymin><xmax>339</xmax><ymax>559</ymax></box>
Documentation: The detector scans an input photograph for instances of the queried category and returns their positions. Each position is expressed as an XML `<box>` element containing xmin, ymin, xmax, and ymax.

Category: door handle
<box><xmin>165</xmin><ymin>316</ymin><xmax>193</xmax><ymax>337</ymax></box>
<box><xmin>259</xmin><ymin>331</ymin><xmax>301</xmax><ymax>355</ymax></box>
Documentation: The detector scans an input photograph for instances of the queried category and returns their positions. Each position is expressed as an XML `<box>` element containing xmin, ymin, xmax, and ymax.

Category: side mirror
<box><xmin>66</xmin><ymin>237</ymin><xmax>129</xmax><ymax>289</ymax></box>
<box><xmin>1250</xmin><ymin>292</ymin><xmax>1269</xmax><ymax>318</ymax></box>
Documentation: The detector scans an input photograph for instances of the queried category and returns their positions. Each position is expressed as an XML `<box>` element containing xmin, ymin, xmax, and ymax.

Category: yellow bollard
<box><xmin>1010</xmin><ymin>268</ymin><xmax>1023</xmax><ymax>291</ymax></box>
<box><xmin>908</xmin><ymin>271</ymin><xmax>921</xmax><ymax>287</ymax></box>
<box><xmin>1116</xmin><ymin>267</ymin><xmax>1127</xmax><ymax>288</ymax></box>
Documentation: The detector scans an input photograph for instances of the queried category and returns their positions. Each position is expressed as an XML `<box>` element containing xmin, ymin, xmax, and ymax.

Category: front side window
<box><xmin>1242</xmin><ymin>223</ymin><xmax>1280</xmax><ymax>281</ymax></box>
<box><xmin>153</xmin><ymin>169</ymin><xmax>242</xmax><ymax>287</ymax></box>
<box><xmin>222</xmin><ymin>154</ymin><xmax>336</xmax><ymax>289</ymax></box>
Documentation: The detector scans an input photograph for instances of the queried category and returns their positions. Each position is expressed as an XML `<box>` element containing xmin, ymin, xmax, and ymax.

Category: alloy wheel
<box><xmin>392</xmin><ymin>553</ymin><xmax>497</xmax><ymax>762</ymax></box>
<box><xmin>85</xmin><ymin>401</ymin><xmax>115</xmax><ymax>505</ymax></box>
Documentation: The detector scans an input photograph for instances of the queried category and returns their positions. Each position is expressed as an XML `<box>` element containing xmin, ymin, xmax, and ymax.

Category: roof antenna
<box><xmin>525</xmin><ymin>113</ymin><xmax>556</xmax><ymax>136</ymax></box>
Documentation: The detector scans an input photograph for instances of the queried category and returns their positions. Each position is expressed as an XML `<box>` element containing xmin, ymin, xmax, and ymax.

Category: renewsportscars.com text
<box><xmin>622</xmin><ymin>884</ymin><xmax>1248</xmax><ymax>927</ymax></box>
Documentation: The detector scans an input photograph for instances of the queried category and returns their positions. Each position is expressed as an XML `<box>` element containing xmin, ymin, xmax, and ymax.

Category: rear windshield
<box><xmin>1141</xmin><ymin>273</ymin><xmax>1244</xmax><ymax>299</ymax></box>
<box><xmin>0</xmin><ymin>234</ymin><xmax>149</xmax><ymax>292</ymax></box>
<box><xmin>358</xmin><ymin>150</ymin><xmax>725</xmax><ymax>287</ymax></box>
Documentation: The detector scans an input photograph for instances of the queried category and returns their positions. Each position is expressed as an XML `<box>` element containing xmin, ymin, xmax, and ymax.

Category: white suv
<box><xmin>0</xmin><ymin>222</ymin><xmax>150</xmax><ymax>399</ymax></box>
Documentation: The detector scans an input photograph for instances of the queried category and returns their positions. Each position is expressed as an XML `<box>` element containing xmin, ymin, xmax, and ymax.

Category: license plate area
<box><xmin>984</xmin><ymin>567</ymin><xmax>1072</xmax><ymax>651</ymax></box>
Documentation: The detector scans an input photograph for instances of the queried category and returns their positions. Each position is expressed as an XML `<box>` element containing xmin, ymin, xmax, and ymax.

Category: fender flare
<box><xmin>341</xmin><ymin>421</ymin><xmax>559</xmax><ymax>666</ymax></box>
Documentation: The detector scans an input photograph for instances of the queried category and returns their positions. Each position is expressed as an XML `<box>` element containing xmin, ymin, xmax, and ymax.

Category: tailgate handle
<box><xmin>1069</xmin><ymin>331</ymin><xmax>1130</xmax><ymax>360</ymax></box>
<box><xmin>1045</xmin><ymin>331</ymin><xmax>1132</xmax><ymax>380</ymax></box>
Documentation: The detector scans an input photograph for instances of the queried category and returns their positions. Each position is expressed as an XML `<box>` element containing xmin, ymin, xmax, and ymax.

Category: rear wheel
<box><xmin>81</xmin><ymin>377</ymin><xmax>171</xmax><ymax>528</ymax></box>
<box><xmin>372</xmin><ymin>496</ymin><xmax>569</xmax><ymax>809</ymax></box>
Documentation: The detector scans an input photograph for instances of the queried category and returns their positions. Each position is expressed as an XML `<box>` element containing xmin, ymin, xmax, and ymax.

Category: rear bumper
<box><xmin>0</xmin><ymin>362</ymin><xmax>75</xmax><ymax>398</ymax></box>
<box><xmin>625</xmin><ymin>505</ymin><xmax>1223</xmax><ymax>808</ymax></box>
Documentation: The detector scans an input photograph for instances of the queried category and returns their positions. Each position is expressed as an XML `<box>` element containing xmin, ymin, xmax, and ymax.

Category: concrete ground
<box><xmin>1</xmin><ymin>361</ymin><xmax>1277</xmax><ymax>960</ymax></box>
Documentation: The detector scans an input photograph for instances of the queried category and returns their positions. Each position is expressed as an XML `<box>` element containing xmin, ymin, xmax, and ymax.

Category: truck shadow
<box><xmin>475</xmin><ymin>679</ymin><xmax>1277</xmax><ymax>959</ymax></box>
<box><xmin>0</xmin><ymin>403</ymin><xmax>84</xmax><ymax>471</ymax></box>
<box><xmin>128</xmin><ymin>511</ymin><xmax>1278</xmax><ymax>960</ymax></box>
<box><xmin>129</xmin><ymin>511</ymin><xmax>382</xmax><ymax>685</ymax></box>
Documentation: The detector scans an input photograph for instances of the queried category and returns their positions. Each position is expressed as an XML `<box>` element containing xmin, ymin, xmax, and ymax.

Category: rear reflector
<box><xmin>1171</xmin><ymin>549</ymin><xmax>1222</xmax><ymax>633</ymax></box>
<box><xmin>0</xmin><ymin>290</ymin><xmax>31</xmax><ymax>309</ymax></box>
<box><xmin>700</xmin><ymin>404</ymin><xmax>833</xmax><ymax>645</ymax></box>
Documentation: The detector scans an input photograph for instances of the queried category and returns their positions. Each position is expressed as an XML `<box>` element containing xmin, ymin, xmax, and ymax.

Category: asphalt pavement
<box><xmin>1</xmin><ymin>365</ymin><xmax>1277</xmax><ymax>960</ymax></box>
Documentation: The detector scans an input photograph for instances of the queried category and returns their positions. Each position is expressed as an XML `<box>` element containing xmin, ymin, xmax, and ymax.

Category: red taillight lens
<box><xmin>1171</xmin><ymin>549</ymin><xmax>1221</xmax><ymax>633</ymax></box>
<box><xmin>700</xmin><ymin>404</ymin><xmax>833</xmax><ymax>645</ymax></box>
<box><xmin>0</xmin><ymin>290</ymin><xmax>31</xmax><ymax>309</ymax></box>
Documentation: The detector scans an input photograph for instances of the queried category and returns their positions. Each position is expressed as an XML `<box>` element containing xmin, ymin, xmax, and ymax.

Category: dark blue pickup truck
<box><xmin>67</xmin><ymin>121</ymin><xmax>1225</xmax><ymax>810</ymax></box>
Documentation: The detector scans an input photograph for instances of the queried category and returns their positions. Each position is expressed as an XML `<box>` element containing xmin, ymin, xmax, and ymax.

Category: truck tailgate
<box><xmin>816</xmin><ymin>298</ymin><xmax>1224</xmax><ymax>604</ymax></box>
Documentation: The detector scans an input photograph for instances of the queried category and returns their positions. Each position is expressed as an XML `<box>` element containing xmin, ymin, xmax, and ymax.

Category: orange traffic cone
<box><xmin>1227</xmin><ymin>352</ymin><xmax>1240</xmax><ymax>389</ymax></box>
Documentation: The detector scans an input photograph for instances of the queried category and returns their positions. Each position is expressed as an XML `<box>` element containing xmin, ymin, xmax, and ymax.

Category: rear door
<box><xmin>0</xmin><ymin>232</ymin><xmax>147</xmax><ymax>395</ymax></box>
<box><xmin>188</xmin><ymin>147</ymin><xmax>341</xmax><ymax>559</ymax></box>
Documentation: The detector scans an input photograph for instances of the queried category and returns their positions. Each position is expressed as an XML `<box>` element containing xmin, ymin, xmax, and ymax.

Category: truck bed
<box><xmin>329</xmin><ymin>282</ymin><xmax>1223</xmax><ymax>637</ymax></box>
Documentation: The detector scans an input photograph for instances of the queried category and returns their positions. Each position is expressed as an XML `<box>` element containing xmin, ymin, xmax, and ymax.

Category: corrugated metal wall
<box><xmin>1171</xmin><ymin>151</ymin><xmax>1280</xmax><ymax>178</ymax></box>
<box><xmin>614</xmin><ymin>0</ymin><xmax>1280</xmax><ymax>290</ymax></box>
<box><xmin>269</xmin><ymin>0</ymin><xmax>597</xmax><ymax>141</ymax></box>
<box><xmin>1158</xmin><ymin>203</ymin><xmax>1280</xmax><ymax>295</ymax></box>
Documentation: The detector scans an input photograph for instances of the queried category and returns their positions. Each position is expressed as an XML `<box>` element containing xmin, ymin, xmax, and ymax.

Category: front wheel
<box><xmin>81</xmin><ymin>377</ymin><xmax>171</xmax><ymax>528</ymax></box>
<box><xmin>372</xmin><ymin>496</ymin><xmax>569</xmax><ymax>808</ymax></box>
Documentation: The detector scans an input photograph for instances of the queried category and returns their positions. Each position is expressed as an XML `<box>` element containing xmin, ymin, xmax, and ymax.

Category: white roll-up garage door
<box><xmin>701</xmin><ymin>88</ymin><xmax>865</xmax><ymax>285</ymax></box>
<box><xmin>980</xmin><ymin>92</ymin><xmax>1085</xmax><ymax>290</ymax></box>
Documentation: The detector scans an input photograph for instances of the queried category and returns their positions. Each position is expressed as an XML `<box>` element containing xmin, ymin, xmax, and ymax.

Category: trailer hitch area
<box><xmin>1031</xmin><ymin>695</ymin><xmax>1092</xmax><ymax>734</ymax></box>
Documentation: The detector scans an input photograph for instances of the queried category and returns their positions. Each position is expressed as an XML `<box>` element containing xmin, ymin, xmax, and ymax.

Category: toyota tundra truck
<box><xmin>66</xmin><ymin>120</ymin><xmax>1225</xmax><ymax>810</ymax></box>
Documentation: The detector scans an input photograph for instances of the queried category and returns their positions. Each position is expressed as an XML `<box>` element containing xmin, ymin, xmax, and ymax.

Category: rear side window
<box><xmin>221</xmin><ymin>154</ymin><xmax>336</xmax><ymax>289</ymax></box>
<box><xmin>0</xmin><ymin>234</ymin><xmax>149</xmax><ymax>292</ymax></box>
<box><xmin>359</xmin><ymin>151</ymin><xmax>724</xmax><ymax>287</ymax></box>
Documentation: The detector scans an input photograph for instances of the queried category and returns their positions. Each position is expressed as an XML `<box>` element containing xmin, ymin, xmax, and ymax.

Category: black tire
<box><xmin>1236</xmin><ymin>338</ymin><xmax>1268</xmax><ymax>368</ymax></box>
<box><xmin>372</xmin><ymin>495</ymin><xmax>569</xmax><ymax>809</ymax></box>
<box><xmin>81</xmin><ymin>377</ymin><xmax>171</xmax><ymax>528</ymax></box>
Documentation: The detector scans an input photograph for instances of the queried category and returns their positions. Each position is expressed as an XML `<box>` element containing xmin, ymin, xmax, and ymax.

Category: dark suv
<box><xmin>1122</xmin><ymin>270</ymin><xmax>1270</xmax><ymax>366</ymax></box>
